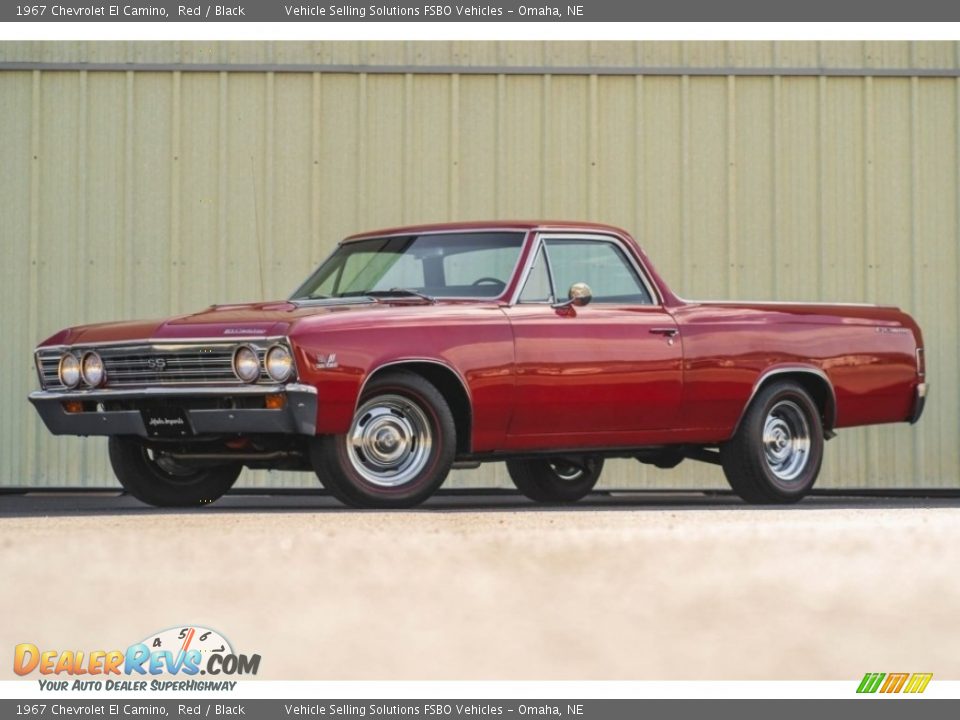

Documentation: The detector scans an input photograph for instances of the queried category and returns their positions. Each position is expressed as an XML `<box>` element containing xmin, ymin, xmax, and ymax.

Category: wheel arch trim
<box><xmin>356</xmin><ymin>358</ymin><xmax>474</xmax><ymax>453</ymax></box>
<box><xmin>730</xmin><ymin>365</ymin><xmax>837</xmax><ymax>438</ymax></box>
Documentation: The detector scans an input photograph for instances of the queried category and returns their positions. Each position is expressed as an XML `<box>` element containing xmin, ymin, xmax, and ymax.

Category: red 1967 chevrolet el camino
<box><xmin>29</xmin><ymin>221</ymin><xmax>926</xmax><ymax>508</ymax></box>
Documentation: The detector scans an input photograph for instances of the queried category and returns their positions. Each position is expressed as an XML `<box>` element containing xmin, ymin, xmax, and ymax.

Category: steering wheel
<box><xmin>471</xmin><ymin>277</ymin><xmax>506</xmax><ymax>290</ymax></box>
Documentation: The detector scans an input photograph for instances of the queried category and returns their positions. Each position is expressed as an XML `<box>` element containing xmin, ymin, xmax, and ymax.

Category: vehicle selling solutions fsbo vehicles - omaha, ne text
<box><xmin>29</xmin><ymin>222</ymin><xmax>927</xmax><ymax>508</ymax></box>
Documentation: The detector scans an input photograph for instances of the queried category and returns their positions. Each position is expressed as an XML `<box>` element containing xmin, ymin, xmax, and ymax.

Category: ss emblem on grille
<box><xmin>146</xmin><ymin>358</ymin><xmax>168</xmax><ymax>371</ymax></box>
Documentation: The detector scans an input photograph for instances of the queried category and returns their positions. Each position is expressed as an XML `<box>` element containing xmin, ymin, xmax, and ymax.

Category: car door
<box><xmin>503</xmin><ymin>233</ymin><xmax>683</xmax><ymax>443</ymax></box>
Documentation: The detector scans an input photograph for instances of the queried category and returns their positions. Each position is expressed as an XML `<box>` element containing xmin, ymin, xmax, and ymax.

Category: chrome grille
<box><xmin>36</xmin><ymin>343</ymin><xmax>274</xmax><ymax>389</ymax></box>
<box><xmin>37</xmin><ymin>354</ymin><xmax>66</xmax><ymax>390</ymax></box>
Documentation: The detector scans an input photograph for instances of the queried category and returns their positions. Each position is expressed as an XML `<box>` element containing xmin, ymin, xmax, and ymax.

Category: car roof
<box><xmin>342</xmin><ymin>220</ymin><xmax>632</xmax><ymax>242</ymax></box>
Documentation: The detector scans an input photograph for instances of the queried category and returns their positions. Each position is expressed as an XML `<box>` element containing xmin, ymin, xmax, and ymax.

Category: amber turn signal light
<box><xmin>62</xmin><ymin>401</ymin><xmax>84</xmax><ymax>414</ymax></box>
<box><xmin>264</xmin><ymin>394</ymin><xmax>286</xmax><ymax>410</ymax></box>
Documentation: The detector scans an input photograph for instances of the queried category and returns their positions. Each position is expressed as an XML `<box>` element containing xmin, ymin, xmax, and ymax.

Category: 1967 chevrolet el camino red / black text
<box><xmin>29</xmin><ymin>222</ymin><xmax>926</xmax><ymax>508</ymax></box>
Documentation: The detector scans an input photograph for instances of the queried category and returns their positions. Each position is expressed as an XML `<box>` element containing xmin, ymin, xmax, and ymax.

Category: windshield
<box><xmin>290</xmin><ymin>232</ymin><xmax>526</xmax><ymax>300</ymax></box>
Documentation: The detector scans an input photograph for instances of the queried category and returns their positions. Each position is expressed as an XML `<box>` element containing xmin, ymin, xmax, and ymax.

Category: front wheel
<box><xmin>310</xmin><ymin>371</ymin><xmax>456</xmax><ymax>508</ymax></box>
<box><xmin>506</xmin><ymin>457</ymin><xmax>604</xmax><ymax>503</ymax></box>
<box><xmin>108</xmin><ymin>436</ymin><xmax>241</xmax><ymax>508</ymax></box>
<box><xmin>720</xmin><ymin>381</ymin><xmax>824</xmax><ymax>504</ymax></box>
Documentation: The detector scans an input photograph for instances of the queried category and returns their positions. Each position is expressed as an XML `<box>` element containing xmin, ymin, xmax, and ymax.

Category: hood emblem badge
<box><xmin>315</xmin><ymin>353</ymin><xmax>338</xmax><ymax>369</ymax></box>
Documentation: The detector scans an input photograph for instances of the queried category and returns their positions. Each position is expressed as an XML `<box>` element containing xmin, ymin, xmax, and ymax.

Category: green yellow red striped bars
<box><xmin>857</xmin><ymin>672</ymin><xmax>933</xmax><ymax>694</ymax></box>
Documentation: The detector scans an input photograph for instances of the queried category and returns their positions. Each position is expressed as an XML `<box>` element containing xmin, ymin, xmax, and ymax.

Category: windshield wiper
<box><xmin>366</xmin><ymin>288</ymin><xmax>437</xmax><ymax>304</ymax></box>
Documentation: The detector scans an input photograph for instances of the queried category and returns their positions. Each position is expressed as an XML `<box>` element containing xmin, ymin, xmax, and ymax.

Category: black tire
<box><xmin>108</xmin><ymin>436</ymin><xmax>241</xmax><ymax>508</ymax></box>
<box><xmin>720</xmin><ymin>381</ymin><xmax>824</xmax><ymax>504</ymax></box>
<box><xmin>310</xmin><ymin>371</ymin><xmax>456</xmax><ymax>509</ymax></box>
<box><xmin>506</xmin><ymin>457</ymin><xmax>604</xmax><ymax>503</ymax></box>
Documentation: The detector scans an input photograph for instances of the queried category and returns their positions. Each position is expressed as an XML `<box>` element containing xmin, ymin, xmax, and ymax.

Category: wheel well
<box><xmin>364</xmin><ymin>362</ymin><xmax>472</xmax><ymax>455</ymax></box>
<box><xmin>754</xmin><ymin>370</ymin><xmax>836</xmax><ymax>432</ymax></box>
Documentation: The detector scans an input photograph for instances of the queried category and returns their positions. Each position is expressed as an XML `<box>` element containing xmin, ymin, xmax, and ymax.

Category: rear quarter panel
<box><xmin>673</xmin><ymin>302</ymin><xmax>922</xmax><ymax>439</ymax></box>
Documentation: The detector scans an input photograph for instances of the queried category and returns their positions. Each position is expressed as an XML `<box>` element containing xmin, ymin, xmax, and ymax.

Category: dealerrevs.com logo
<box><xmin>14</xmin><ymin>626</ymin><xmax>260</xmax><ymax>692</ymax></box>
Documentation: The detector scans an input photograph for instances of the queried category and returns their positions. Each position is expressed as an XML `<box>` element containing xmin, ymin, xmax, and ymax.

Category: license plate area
<box><xmin>141</xmin><ymin>408</ymin><xmax>194</xmax><ymax>438</ymax></box>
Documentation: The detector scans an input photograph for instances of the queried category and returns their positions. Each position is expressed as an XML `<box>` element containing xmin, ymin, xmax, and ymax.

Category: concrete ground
<box><xmin>1</xmin><ymin>490</ymin><xmax>959</xmax><ymax>680</ymax></box>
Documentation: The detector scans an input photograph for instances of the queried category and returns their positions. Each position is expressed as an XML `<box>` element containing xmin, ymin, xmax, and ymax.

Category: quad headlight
<box><xmin>58</xmin><ymin>353</ymin><xmax>81</xmax><ymax>388</ymax></box>
<box><xmin>232</xmin><ymin>345</ymin><xmax>261</xmax><ymax>383</ymax></box>
<box><xmin>265</xmin><ymin>345</ymin><xmax>294</xmax><ymax>382</ymax></box>
<box><xmin>80</xmin><ymin>351</ymin><xmax>106</xmax><ymax>387</ymax></box>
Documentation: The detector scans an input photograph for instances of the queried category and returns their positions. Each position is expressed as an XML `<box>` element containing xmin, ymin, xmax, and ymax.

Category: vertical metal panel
<box><xmin>865</xmin><ymin>41</ymin><xmax>912</xmax><ymax>69</ymax></box>
<box><xmin>734</xmin><ymin>77</ymin><xmax>775</xmax><ymax>300</ymax></box>
<box><xmin>639</xmin><ymin>77</ymin><xmax>683</xmax><ymax>292</ymax></box>
<box><xmin>0</xmin><ymin>72</ymin><xmax>33</xmax><ymax>485</ymax></box>
<box><xmin>40</xmin><ymin>72</ymin><xmax>82</xmax><ymax>484</ymax></box>
<box><xmin>273</xmin><ymin>73</ymin><xmax>314</xmax><ymax>298</ymax></box>
<box><xmin>596</xmin><ymin>76</ymin><xmax>636</xmax><ymax>229</ymax></box>
<box><xmin>407</xmin><ymin>75</ymin><xmax>452</xmax><ymax>223</ymax></box>
<box><xmin>456</xmin><ymin>75</ymin><xmax>497</xmax><ymax>218</ymax></box>
<box><xmin>687</xmin><ymin>76</ymin><xmax>728</xmax><ymax>300</ymax></box>
<box><xmin>820</xmin><ymin>42</ymin><xmax>866</xmax><ymax>68</ymax></box>
<box><xmin>775</xmin><ymin>78</ymin><xmax>819</xmax><ymax>301</ymax></box>
<box><xmin>588</xmin><ymin>41</ymin><xmax>638</xmax><ymax>67</ymax></box>
<box><xmin>364</xmin><ymin>74</ymin><xmax>405</xmax><ymax>228</ymax></box>
<box><xmin>225</xmin><ymin>72</ymin><xmax>266</xmax><ymax>303</ymax></box>
<box><xmin>636</xmin><ymin>42</ymin><xmax>684</xmax><ymax>67</ymax></box>
<box><xmin>871</xmin><ymin>78</ymin><xmax>914</xmax><ymax>485</ymax></box>
<box><xmin>773</xmin><ymin>41</ymin><xmax>819</xmax><ymax>68</ymax></box>
<box><xmin>179</xmin><ymin>73</ymin><xmax>223</xmax><ymax>309</ymax></box>
<box><xmin>1</xmin><ymin>43</ymin><xmax>959</xmax><ymax>490</ymax></box>
<box><xmin>499</xmin><ymin>75</ymin><xmax>542</xmax><ymax>217</ymax></box>
<box><xmin>683</xmin><ymin>42</ymin><xmax>730</xmax><ymax>68</ymax></box>
<box><xmin>317</xmin><ymin>74</ymin><xmax>362</xmax><ymax>243</ymax></box>
<box><xmin>914</xmin><ymin>79</ymin><xmax>957</xmax><ymax>482</ymax></box>
<box><xmin>544</xmin><ymin>75</ymin><xmax>589</xmax><ymax>218</ymax></box>
<box><xmin>728</xmin><ymin>41</ymin><xmax>774</xmax><ymax>68</ymax></box>
<box><xmin>911</xmin><ymin>41</ymin><xmax>958</xmax><ymax>69</ymax></box>
<box><xmin>820</xmin><ymin>78</ymin><xmax>868</xmax><ymax>482</ymax></box>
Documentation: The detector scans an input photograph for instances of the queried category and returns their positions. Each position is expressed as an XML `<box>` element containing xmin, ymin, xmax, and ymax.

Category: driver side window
<box><xmin>544</xmin><ymin>239</ymin><xmax>653</xmax><ymax>305</ymax></box>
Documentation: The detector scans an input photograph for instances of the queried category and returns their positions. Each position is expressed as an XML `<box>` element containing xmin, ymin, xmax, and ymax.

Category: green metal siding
<box><xmin>3</xmin><ymin>41</ymin><xmax>960</xmax><ymax>71</ymax></box>
<box><xmin>0</xmin><ymin>42</ymin><xmax>957</xmax><ymax>489</ymax></box>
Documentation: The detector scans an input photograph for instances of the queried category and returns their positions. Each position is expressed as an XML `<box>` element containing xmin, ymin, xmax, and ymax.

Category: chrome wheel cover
<box><xmin>762</xmin><ymin>400</ymin><xmax>811</xmax><ymax>483</ymax></box>
<box><xmin>346</xmin><ymin>394</ymin><xmax>433</xmax><ymax>487</ymax></box>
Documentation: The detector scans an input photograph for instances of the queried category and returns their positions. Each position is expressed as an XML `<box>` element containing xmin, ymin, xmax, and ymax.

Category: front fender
<box><xmin>290</xmin><ymin>310</ymin><xmax>515</xmax><ymax>452</ymax></box>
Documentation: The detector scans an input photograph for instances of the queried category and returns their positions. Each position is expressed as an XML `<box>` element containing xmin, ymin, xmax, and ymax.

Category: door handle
<box><xmin>649</xmin><ymin>327</ymin><xmax>679</xmax><ymax>337</ymax></box>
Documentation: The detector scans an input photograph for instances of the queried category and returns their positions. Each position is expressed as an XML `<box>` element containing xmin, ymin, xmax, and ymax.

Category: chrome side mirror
<box><xmin>552</xmin><ymin>282</ymin><xmax>592</xmax><ymax>310</ymax></box>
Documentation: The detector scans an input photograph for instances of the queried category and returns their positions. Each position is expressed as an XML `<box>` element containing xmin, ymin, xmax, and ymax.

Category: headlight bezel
<box><xmin>58</xmin><ymin>353</ymin><xmax>82</xmax><ymax>389</ymax></box>
<box><xmin>80</xmin><ymin>351</ymin><xmax>106</xmax><ymax>388</ymax></box>
<box><xmin>264</xmin><ymin>344</ymin><xmax>295</xmax><ymax>383</ymax></box>
<box><xmin>232</xmin><ymin>345</ymin><xmax>261</xmax><ymax>383</ymax></box>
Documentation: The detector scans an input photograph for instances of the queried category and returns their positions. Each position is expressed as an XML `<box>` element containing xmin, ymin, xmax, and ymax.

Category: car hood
<box><xmin>39</xmin><ymin>297</ymin><xmax>471</xmax><ymax>347</ymax></box>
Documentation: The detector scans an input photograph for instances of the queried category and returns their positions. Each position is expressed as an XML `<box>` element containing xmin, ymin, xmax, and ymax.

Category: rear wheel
<box><xmin>311</xmin><ymin>371</ymin><xmax>456</xmax><ymax>508</ymax></box>
<box><xmin>506</xmin><ymin>457</ymin><xmax>604</xmax><ymax>503</ymax></box>
<box><xmin>108</xmin><ymin>436</ymin><xmax>241</xmax><ymax>508</ymax></box>
<box><xmin>720</xmin><ymin>381</ymin><xmax>824</xmax><ymax>504</ymax></box>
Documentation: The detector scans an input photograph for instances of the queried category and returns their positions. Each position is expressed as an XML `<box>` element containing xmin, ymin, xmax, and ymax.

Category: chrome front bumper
<box><xmin>28</xmin><ymin>383</ymin><xmax>318</xmax><ymax>438</ymax></box>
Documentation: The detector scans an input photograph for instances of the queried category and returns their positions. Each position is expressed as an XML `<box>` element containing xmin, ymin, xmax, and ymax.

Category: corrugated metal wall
<box><xmin>1</xmin><ymin>41</ymin><xmax>957</xmax><ymax>490</ymax></box>
<box><xmin>3</xmin><ymin>40</ymin><xmax>960</xmax><ymax>70</ymax></box>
